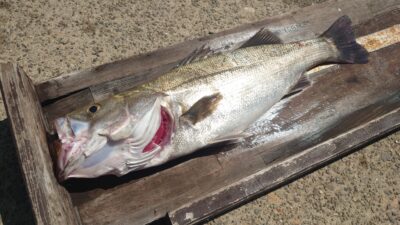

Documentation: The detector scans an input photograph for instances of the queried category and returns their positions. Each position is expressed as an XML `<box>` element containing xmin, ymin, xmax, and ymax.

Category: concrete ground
<box><xmin>0</xmin><ymin>0</ymin><xmax>399</xmax><ymax>224</ymax></box>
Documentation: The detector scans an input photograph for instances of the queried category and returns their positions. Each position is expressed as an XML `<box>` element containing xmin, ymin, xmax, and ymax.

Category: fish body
<box><xmin>153</xmin><ymin>39</ymin><xmax>334</xmax><ymax>154</ymax></box>
<box><xmin>55</xmin><ymin>16</ymin><xmax>368</xmax><ymax>180</ymax></box>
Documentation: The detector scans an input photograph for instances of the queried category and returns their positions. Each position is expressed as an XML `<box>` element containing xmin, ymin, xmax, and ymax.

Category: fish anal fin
<box><xmin>181</xmin><ymin>93</ymin><xmax>223</xmax><ymax>125</ymax></box>
<box><xmin>241</xmin><ymin>28</ymin><xmax>282</xmax><ymax>48</ymax></box>
<box><xmin>282</xmin><ymin>75</ymin><xmax>311</xmax><ymax>99</ymax></box>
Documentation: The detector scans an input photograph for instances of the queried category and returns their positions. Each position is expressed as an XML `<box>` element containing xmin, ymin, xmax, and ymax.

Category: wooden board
<box><xmin>0</xmin><ymin>64</ymin><xmax>79</xmax><ymax>225</ymax></box>
<box><xmin>0</xmin><ymin>0</ymin><xmax>398</xmax><ymax>225</ymax></box>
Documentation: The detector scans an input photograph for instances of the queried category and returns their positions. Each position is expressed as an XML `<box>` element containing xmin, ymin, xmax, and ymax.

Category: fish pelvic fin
<box><xmin>181</xmin><ymin>93</ymin><xmax>222</xmax><ymax>125</ymax></box>
<box><xmin>241</xmin><ymin>28</ymin><xmax>283</xmax><ymax>48</ymax></box>
<box><xmin>321</xmin><ymin>15</ymin><xmax>368</xmax><ymax>64</ymax></box>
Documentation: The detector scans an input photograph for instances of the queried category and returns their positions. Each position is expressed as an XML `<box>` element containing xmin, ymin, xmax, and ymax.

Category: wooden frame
<box><xmin>0</xmin><ymin>64</ymin><xmax>79</xmax><ymax>225</ymax></box>
<box><xmin>0</xmin><ymin>0</ymin><xmax>399</xmax><ymax>224</ymax></box>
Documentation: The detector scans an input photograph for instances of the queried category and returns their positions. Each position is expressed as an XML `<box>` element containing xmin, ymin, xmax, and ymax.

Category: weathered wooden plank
<box><xmin>353</xmin><ymin>5</ymin><xmax>400</xmax><ymax>37</ymax></box>
<box><xmin>74</xmin><ymin>155</ymin><xmax>226</xmax><ymax>225</ymax></box>
<box><xmin>35</xmin><ymin>0</ymin><xmax>399</xmax><ymax>103</ymax></box>
<box><xmin>0</xmin><ymin>64</ymin><xmax>80</xmax><ymax>225</ymax></box>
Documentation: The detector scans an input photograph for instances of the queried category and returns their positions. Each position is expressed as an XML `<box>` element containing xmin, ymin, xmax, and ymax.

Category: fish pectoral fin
<box><xmin>181</xmin><ymin>93</ymin><xmax>223</xmax><ymax>125</ymax></box>
<box><xmin>178</xmin><ymin>44</ymin><xmax>214</xmax><ymax>66</ymax></box>
<box><xmin>208</xmin><ymin>131</ymin><xmax>251</xmax><ymax>146</ymax></box>
<box><xmin>241</xmin><ymin>28</ymin><xmax>282</xmax><ymax>48</ymax></box>
<box><xmin>282</xmin><ymin>74</ymin><xmax>312</xmax><ymax>99</ymax></box>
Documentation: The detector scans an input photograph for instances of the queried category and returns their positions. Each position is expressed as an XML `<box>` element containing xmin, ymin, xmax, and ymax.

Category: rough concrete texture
<box><xmin>0</xmin><ymin>0</ymin><xmax>399</xmax><ymax>224</ymax></box>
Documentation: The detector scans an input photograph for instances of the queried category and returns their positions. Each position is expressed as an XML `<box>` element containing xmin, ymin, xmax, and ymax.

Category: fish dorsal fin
<box><xmin>241</xmin><ymin>28</ymin><xmax>282</xmax><ymax>48</ymax></box>
<box><xmin>178</xmin><ymin>28</ymin><xmax>281</xmax><ymax>66</ymax></box>
<box><xmin>178</xmin><ymin>44</ymin><xmax>214</xmax><ymax>66</ymax></box>
<box><xmin>282</xmin><ymin>75</ymin><xmax>311</xmax><ymax>99</ymax></box>
<box><xmin>181</xmin><ymin>93</ymin><xmax>222</xmax><ymax>125</ymax></box>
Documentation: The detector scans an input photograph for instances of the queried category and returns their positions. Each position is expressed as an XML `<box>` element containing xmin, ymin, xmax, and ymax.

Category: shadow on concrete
<box><xmin>0</xmin><ymin>119</ymin><xmax>35</xmax><ymax>225</ymax></box>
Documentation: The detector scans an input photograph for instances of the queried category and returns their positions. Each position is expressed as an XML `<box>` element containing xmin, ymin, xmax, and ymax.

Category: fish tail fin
<box><xmin>321</xmin><ymin>15</ymin><xmax>368</xmax><ymax>64</ymax></box>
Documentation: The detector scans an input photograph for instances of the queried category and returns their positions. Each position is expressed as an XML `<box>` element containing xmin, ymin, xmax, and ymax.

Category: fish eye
<box><xmin>87</xmin><ymin>104</ymin><xmax>100</xmax><ymax>114</ymax></box>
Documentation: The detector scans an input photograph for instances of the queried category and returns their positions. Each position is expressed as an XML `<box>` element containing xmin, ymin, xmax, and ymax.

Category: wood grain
<box><xmin>76</xmin><ymin>155</ymin><xmax>224</xmax><ymax>225</ymax></box>
<box><xmin>35</xmin><ymin>0</ymin><xmax>399</xmax><ymax>103</ymax></box>
<box><xmin>0</xmin><ymin>64</ymin><xmax>80</xmax><ymax>225</ymax></box>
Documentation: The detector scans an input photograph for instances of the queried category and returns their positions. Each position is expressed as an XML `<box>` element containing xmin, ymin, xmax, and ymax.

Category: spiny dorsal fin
<box><xmin>181</xmin><ymin>93</ymin><xmax>222</xmax><ymax>125</ymax></box>
<box><xmin>282</xmin><ymin>75</ymin><xmax>311</xmax><ymax>99</ymax></box>
<box><xmin>178</xmin><ymin>44</ymin><xmax>214</xmax><ymax>67</ymax></box>
<box><xmin>241</xmin><ymin>28</ymin><xmax>282</xmax><ymax>48</ymax></box>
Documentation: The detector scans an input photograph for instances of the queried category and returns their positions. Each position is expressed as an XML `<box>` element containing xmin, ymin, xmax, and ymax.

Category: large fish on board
<box><xmin>55</xmin><ymin>16</ymin><xmax>368</xmax><ymax>180</ymax></box>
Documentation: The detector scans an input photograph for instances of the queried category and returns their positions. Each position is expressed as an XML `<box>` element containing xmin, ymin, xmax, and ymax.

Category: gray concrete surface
<box><xmin>0</xmin><ymin>0</ymin><xmax>399</xmax><ymax>224</ymax></box>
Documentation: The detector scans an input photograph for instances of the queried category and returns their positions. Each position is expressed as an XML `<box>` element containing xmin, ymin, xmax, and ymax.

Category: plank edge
<box><xmin>0</xmin><ymin>63</ymin><xmax>80</xmax><ymax>225</ymax></box>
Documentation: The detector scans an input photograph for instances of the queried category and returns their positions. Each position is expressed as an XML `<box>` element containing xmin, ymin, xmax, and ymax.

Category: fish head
<box><xmin>54</xmin><ymin>95</ymin><xmax>125</xmax><ymax>180</ymax></box>
<box><xmin>55</xmin><ymin>91</ymin><xmax>175</xmax><ymax>180</ymax></box>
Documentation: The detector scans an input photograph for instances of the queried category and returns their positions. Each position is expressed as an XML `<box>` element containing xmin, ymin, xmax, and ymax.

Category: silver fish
<box><xmin>55</xmin><ymin>15</ymin><xmax>368</xmax><ymax>180</ymax></box>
